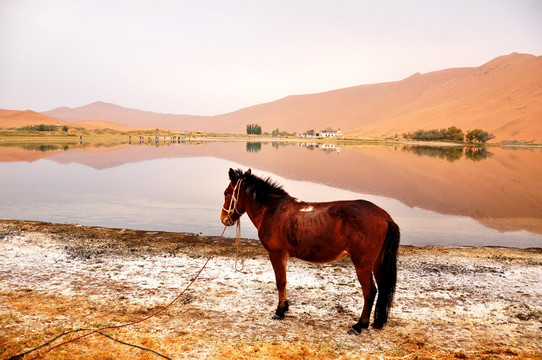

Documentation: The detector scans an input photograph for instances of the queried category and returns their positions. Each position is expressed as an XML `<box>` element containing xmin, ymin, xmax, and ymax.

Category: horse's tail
<box><xmin>373</xmin><ymin>221</ymin><xmax>400</xmax><ymax>328</ymax></box>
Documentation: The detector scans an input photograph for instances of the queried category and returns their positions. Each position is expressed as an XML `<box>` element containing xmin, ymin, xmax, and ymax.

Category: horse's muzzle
<box><xmin>221</xmin><ymin>215</ymin><xmax>235</xmax><ymax>226</ymax></box>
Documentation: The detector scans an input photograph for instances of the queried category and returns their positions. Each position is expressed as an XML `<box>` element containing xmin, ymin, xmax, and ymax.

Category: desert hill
<box><xmin>3</xmin><ymin>52</ymin><xmax>541</xmax><ymax>142</ymax></box>
<box><xmin>211</xmin><ymin>52</ymin><xmax>542</xmax><ymax>142</ymax></box>
<box><xmin>0</xmin><ymin>109</ymin><xmax>138</xmax><ymax>132</ymax></box>
<box><xmin>42</xmin><ymin>101</ymin><xmax>208</xmax><ymax>131</ymax></box>
<box><xmin>0</xmin><ymin>110</ymin><xmax>64</xmax><ymax>129</ymax></box>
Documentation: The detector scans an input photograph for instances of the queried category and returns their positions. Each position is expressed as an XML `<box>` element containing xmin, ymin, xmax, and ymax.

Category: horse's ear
<box><xmin>228</xmin><ymin>168</ymin><xmax>236</xmax><ymax>181</ymax></box>
<box><xmin>245</xmin><ymin>169</ymin><xmax>252</xmax><ymax>176</ymax></box>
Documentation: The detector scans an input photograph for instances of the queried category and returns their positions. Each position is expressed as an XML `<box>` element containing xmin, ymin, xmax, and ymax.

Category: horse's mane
<box><xmin>234</xmin><ymin>169</ymin><xmax>289</xmax><ymax>203</ymax></box>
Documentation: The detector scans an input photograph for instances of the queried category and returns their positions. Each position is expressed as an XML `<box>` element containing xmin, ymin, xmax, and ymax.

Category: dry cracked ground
<box><xmin>1</xmin><ymin>220</ymin><xmax>541</xmax><ymax>359</ymax></box>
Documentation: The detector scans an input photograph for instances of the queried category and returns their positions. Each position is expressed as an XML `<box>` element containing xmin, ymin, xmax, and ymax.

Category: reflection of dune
<box><xmin>0</xmin><ymin>142</ymin><xmax>130</xmax><ymax>163</ymax></box>
<box><xmin>1</xmin><ymin>141</ymin><xmax>541</xmax><ymax>234</ymax></box>
<box><xmin>0</xmin><ymin>146</ymin><xmax>52</xmax><ymax>163</ymax></box>
<box><xmin>220</xmin><ymin>143</ymin><xmax>542</xmax><ymax>234</ymax></box>
<box><xmin>476</xmin><ymin>218</ymin><xmax>542</xmax><ymax>235</ymax></box>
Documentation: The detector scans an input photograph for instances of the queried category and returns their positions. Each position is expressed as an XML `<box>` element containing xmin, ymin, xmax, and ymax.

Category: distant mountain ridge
<box><xmin>0</xmin><ymin>108</ymin><xmax>135</xmax><ymax>131</ymax></box>
<box><xmin>38</xmin><ymin>52</ymin><xmax>542</xmax><ymax>142</ymax></box>
<box><xmin>42</xmin><ymin>101</ymin><xmax>208</xmax><ymax>130</ymax></box>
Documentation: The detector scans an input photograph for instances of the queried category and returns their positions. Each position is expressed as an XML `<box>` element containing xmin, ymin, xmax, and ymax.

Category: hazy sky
<box><xmin>1</xmin><ymin>0</ymin><xmax>541</xmax><ymax>115</ymax></box>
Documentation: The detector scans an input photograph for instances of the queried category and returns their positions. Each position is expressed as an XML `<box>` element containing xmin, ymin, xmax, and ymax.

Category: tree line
<box><xmin>246</xmin><ymin>124</ymin><xmax>295</xmax><ymax>137</ymax></box>
<box><xmin>20</xmin><ymin>124</ymin><xmax>69</xmax><ymax>132</ymax></box>
<box><xmin>246</xmin><ymin>123</ymin><xmax>494</xmax><ymax>143</ymax></box>
<box><xmin>402</xmin><ymin>126</ymin><xmax>494</xmax><ymax>144</ymax></box>
<box><xmin>246</xmin><ymin>124</ymin><xmax>262</xmax><ymax>135</ymax></box>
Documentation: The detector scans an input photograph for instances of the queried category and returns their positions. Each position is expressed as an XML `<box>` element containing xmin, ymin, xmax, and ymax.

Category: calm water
<box><xmin>1</xmin><ymin>140</ymin><xmax>541</xmax><ymax>247</ymax></box>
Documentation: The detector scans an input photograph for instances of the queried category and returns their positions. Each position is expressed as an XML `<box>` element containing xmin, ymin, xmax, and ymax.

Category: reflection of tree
<box><xmin>272</xmin><ymin>142</ymin><xmax>292</xmax><ymax>150</ymax></box>
<box><xmin>31</xmin><ymin>144</ymin><xmax>64</xmax><ymax>152</ymax></box>
<box><xmin>0</xmin><ymin>143</ymin><xmax>75</xmax><ymax>152</ymax></box>
<box><xmin>401</xmin><ymin>145</ymin><xmax>464</xmax><ymax>162</ymax></box>
<box><xmin>246</xmin><ymin>142</ymin><xmax>262</xmax><ymax>153</ymax></box>
<box><xmin>465</xmin><ymin>147</ymin><xmax>493</xmax><ymax>161</ymax></box>
<box><xmin>301</xmin><ymin>144</ymin><xmax>317</xmax><ymax>150</ymax></box>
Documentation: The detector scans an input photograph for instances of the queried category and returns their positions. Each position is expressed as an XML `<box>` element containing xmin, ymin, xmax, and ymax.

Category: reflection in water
<box><xmin>402</xmin><ymin>145</ymin><xmax>493</xmax><ymax>162</ymax></box>
<box><xmin>0</xmin><ymin>138</ymin><xmax>209</xmax><ymax>154</ymax></box>
<box><xmin>1</xmin><ymin>140</ymin><xmax>541</xmax><ymax>247</ymax></box>
<box><xmin>0</xmin><ymin>142</ymin><xmax>77</xmax><ymax>152</ymax></box>
<box><xmin>244</xmin><ymin>141</ymin><xmax>344</xmax><ymax>153</ymax></box>
<box><xmin>465</xmin><ymin>147</ymin><xmax>493</xmax><ymax>161</ymax></box>
<box><xmin>246</xmin><ymin>142</ymin><xmax>262</xmax><ymax>153</ymax></box>
<box><xmin>298</xmin><ymin>142</ymin><xmax>343</xmax><ymax>152</ymax></box>
<box><xmin>402</xmin><ymin>145</ymin><xmax>464</xmax><ymax>162</ymax></box>
<box><xmin>272</xmin><ymin>142</ymin><xmax>292</xmax><ymax>150</ymax></box>
<box><xmin>246</xmin><ymin>141</ymin><xmax>298</xmax><ymax>152</ymax></box>
<box><xmin>0</xmin><ymin>141</ymin><xmax>129</xmax><ymax>153</ymax></box>
<box><xmin>24</xmin><ymin>144</ymin><xmax>70</xmax><ymax>152</ymax></box>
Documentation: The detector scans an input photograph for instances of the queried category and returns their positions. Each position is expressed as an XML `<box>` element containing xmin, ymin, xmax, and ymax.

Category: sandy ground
<box><xmin>1</xmin><ymin>220</ymin><xmax>541</xmax><ymax>359</ymax></box>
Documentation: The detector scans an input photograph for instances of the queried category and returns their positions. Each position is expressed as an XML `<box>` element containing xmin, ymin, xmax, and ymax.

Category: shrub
<box><xmin>466</xmin><ymin>129</ymin><xmax>495</xmax><ymax>144</ymax></box>
<box><xmin>20</xmin><ymin>124</ymin><xmax>56</xmax><ymax>131</ymax></box>
<box><xmin>445</xmin><ymin>126</ymin><xmax>464</xmax><ymax>142</ymax></box>
<box><xmin>403</xmin><ymin>126</ymin><xmax>496</xmax><ymax>144</ymax></box>
<box><xmin>410</xmin><ymin>128</ymin><xmax>447</xmax><ymax>141</ymax></box>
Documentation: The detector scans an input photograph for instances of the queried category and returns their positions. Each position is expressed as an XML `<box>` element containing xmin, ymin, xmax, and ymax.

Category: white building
<box><xmin>319</xmin><ymin>127</ymin><xmax>343</xmax><ymax>138</ymax></box>
<box><xmin>300</xmin><ymin>127</ymin><xmax>343</xmax><ymax>138</ymax></box>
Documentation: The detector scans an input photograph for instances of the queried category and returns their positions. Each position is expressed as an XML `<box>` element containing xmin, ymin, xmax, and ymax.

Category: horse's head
<box><xmin>220</xmin><ymin>168</ymin><xmax>251</xmax><ymax>226</ymax></box>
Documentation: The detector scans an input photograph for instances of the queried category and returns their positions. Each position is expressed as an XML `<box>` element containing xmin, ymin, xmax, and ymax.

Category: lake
<box><xmin>1</xmin><ymin>139</ymin><xmax>541</xmax><ymax>248</ymax></box>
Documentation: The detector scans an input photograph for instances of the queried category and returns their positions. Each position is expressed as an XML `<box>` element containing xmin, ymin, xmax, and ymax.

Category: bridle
<box><xmin>222</xmin><ymin>178</ymin><xmax>243</xmax><ymax>222</ymax></box>
<box><xmin>222</xmin><ymin>178</ymin><xmax>246</xmax><ymax>271</ymax></box>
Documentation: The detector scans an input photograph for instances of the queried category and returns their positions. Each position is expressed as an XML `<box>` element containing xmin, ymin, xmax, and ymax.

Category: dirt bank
<box><xmin>1</xmin><ymin>220</ymin><xmax>541</xmax><ymax>359</ymax></box>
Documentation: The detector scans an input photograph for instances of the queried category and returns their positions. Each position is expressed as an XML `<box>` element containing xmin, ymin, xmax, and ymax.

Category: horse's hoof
<box><xmin>347</xmin><ymin>327</ymin><xmax>360</xmax><ymax>335</ymax></box>
<box><xmin>273</xmin><ymin>301</ymin><xmax>288</xmax><ymax>320</ymax></box>
<box><xmin>372</xmin><ymin>320</ymin><xmax>385</xmax><ymax>329</ymax></box>
<box><xmin>283</xmin><ymin>300</ymin><xmax>289</xmax><ymax>313</ymax></box>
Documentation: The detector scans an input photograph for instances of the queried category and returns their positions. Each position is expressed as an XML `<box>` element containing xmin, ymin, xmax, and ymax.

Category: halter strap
<box><xmin>223</xmin><ymin>178</ymin><xmax>243</xmax><ymax>220</ymax></box>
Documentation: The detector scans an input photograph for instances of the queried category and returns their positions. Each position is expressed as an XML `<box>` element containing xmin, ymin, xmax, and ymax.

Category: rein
<box><xmin>234</xmin><ymin>219</ymin><xmax>244</xmax><ymax>272</ymax></box>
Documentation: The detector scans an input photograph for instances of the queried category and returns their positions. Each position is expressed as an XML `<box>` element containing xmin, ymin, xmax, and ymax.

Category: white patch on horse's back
<box><xmin>300</xmin><ymin>206</ymin><xmax>314</xmax><ymax>212</ymax></box>
<box><xmin>295</xmin><ymin>198</ymin><xmax>301</xmax><ymax>203</ymax></box>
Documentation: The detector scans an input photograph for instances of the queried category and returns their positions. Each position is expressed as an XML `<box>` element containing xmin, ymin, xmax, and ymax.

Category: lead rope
<box><xmin>10</xmin><ymin>226</ymin><xmax>228</xmax><ymax>360</ymax></box>
<box><xmin>234</xmin><ymin>219</ymin><xmax>244</xmax><ymax>272</ymax></box>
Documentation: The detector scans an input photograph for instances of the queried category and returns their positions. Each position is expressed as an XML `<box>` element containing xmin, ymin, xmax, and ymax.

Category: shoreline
<box><xmin>1</xmin><ymin>219</ymin><xmax>541</xmax><ymax>359</ymax></box>
<box><xmin>2</xmin><ymin>134</ymin><xmax>542</xmax><ymax>147</ymax></box>
<box><xmin>1</xmin><ymin>218</ymin><xmax>541</xmax><ymax>251</ymax></box>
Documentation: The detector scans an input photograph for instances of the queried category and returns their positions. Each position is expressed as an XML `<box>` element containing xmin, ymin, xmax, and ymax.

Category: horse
<box><xmin>220</xmin><ymin>168</ymin><xmax>400</xmax><ymax>334</ymax></box>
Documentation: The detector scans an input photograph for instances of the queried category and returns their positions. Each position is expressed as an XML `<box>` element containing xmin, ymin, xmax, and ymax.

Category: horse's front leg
<box><xmin>268</xmin><ymin>250</ymin><xmax>289</xmax><ymax>319</ymax></box>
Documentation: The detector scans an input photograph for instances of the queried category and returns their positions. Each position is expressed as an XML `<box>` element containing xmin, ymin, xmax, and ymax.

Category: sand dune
<box><xmin>0</xmin><ymin>110</ymin><xmax>68</xmax><ymax>128</ymax></box>
<box><xmin>211</xmin><ymin>53</ymin><xmax>542</xmax><ymax>142</ymax></box>
<box><xmin>41</xmin><ymin>101</ymin><xmax>207</xmax><ymax>130</ymax></box>
<box><xmin>0</xmin><ymin>109</ymin><xmax>139</xmax><ymax>132</ymax></box>
<box><xmin>2</xmin><ymin>52</ymin><xmax>541</xmax><ymax>142</ymax></box>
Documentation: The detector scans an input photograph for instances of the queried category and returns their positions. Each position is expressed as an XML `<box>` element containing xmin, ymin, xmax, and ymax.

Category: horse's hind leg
<box><xmin>348</xmin><ymin>262</ymin><xmax>377</xmax><ymax>335</ymax></box>
<box><xmin>372</xmin><ymin>254</ymin><xmax>385</xmax><ymax>328</ymax></box>
<box><xmin>268</xmin><ymin>250</ymin><xmax>289</xmax><ymax>319</ymax></box>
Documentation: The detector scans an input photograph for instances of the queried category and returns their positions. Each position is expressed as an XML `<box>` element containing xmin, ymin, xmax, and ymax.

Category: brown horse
<box><xmin>220</xmin><ymin>168</ymin><xmax>400</xmax><ymax>334</ymax></box>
